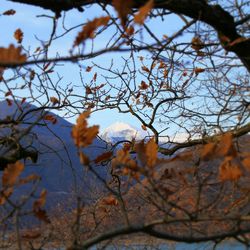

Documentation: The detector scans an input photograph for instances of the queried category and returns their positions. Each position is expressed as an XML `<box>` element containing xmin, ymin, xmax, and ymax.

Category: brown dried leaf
<box><xmin>0</xmin><ymin>189</ymin><xmax>13</xmax><ymax>205</ymax></box>
<box><xmin>191</xmin><ymin>36</ymin><xmax>204</xmax><ymax>51</ymax></box>
<box><xmin>194</xmin><ymin>67</ymin><xmax>205</xmax><ymax>76</ymax></box>
<box><xmin>112</xmin><ymin>0</ymin><xmax>133</xmax><ymax>27</ymax></box>
<box><xmin>74</xmin><ymin>16</ymin><xmax>110</xmax><ymax>46</ymax></box>
<box><xmin>33</xmin><ymin>189</ymin><xmax>47</xmax><ymax>211</ymax></box>
<box><xmin>139</xmin><ymin>80</ymin><xmax>149</xmax><ymax>90</ymax></box>
<box><xmin>217</xmin><ymin>133</ymin><xmax>236</xmax><ymax>157</ymax></box>
<box><xmin>134</xmin><ymin>0</ymin><xmax>154</xmax><ymax>25</ymax></box>
<box><xmin>201</xmin><ymin>142</ymin><xmax>217</xmax><ymax>161</ymax></box>
<box><xmin>112</xmin><ymin>148</ymin><xmax>137</xmax><ymax>170</ymax></box>
<box><xmin>94</xmin><ymin>151</ymin><xmax>113</xmax><ymax>164</ymax></box>
<box><xmin>72</xmin><ymin>110</ymin><xmax>99</xmax><ymax>148</ymax></box>
<box><xmin>145</xmin><ymin>138</ymin><xmax>158</xmax><ymax>168</ymax></box>
<box><xmin>44</xmin><ymin>114</ymin><xmax>57</xmax><ymax>124</ymax></box>
<box><xmin>2</xmin><ymin>162</ymin><xmax>24</xmax><ymax>187</ymax></box>
<box><xmin>33</xmin><ymin>208</ymin><xmax>50</xmax><ymax>224</ymax></box>
<box><xmin>102</xmin><ymin>196</ymin><xmax>118</xmax><ymax>206</ymax></box>
<box><xmin>79</xmin><ymin>152</ymin><xmax>90</xmax><ymax>165</ymax></box>
<box><xmin>22</xmin><ymin>231</ymin><xmax>41</xmax><ymax>240</ymax></box>
<box><xmin>14</xmin><ymin>28</ymin><xmax>23</xmax><ymax>43</ymax></box>
<box><xmin>3</xmin><ymin>9</ymin><xmax>16</xmax><ymax>15</ymax></box>
<box><xmin>219</xmin><ymin>156</ymin><xmax>242</xmax><ymax>181</ymax></box>
<box><xmin>0</xmin><ymin>44</ymin><xmax>26</xmax><ymax>64</ymax></box>
<box><xmin>19</xmin><ymin>174</ymin><xmax>40</xmax><ymax>185</ymax></box>
<box><xmin>50</xmin><ymin>96</ymin><xmax>59</xmax><ymax>105</ymax></box>
<box><xmin>242</xmin><ymin>156</ymin><xmax>250</xmax><ymax>171</ymax></box>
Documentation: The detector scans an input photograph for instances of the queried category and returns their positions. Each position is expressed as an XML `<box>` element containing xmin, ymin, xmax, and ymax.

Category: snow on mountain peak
<box><xmin>101</xmin><ymin>122</ymin><xmax>146</xmax><ymax>143</ymax></box>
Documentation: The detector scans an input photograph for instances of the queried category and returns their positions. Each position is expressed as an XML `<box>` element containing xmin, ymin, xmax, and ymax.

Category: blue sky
<box><xmin>0</xmin><ymin>0</ymin><xmax>183</xmax><ymax>132</ymax></box>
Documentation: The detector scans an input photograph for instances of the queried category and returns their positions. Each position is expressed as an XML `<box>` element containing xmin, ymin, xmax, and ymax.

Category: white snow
<box><xmin>101</xmin><ymin>122</ymin><xmax>147</xmax><ymax>143</ymax></box>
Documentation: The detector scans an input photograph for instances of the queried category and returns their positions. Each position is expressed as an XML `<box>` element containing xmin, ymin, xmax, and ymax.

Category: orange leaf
<box><xmin>2</xmin><ymin>162</ymin><xmax>24</xmax><ymax>187</ymax></box>
<box><xmin>134</xmin><ymin>0</ymin><xmax>154</xmax><ymax>25</ymax></box>
<box><xmin>33</xmin><ymin>208</ymin><xmax>50</xmax><ymax>224</ymax></box>
<box><xmin>44</xmin><ymin>114</ymin><xmax>57</xmax><ymax>124</ymax></box>
<box><xmin>242</xmin><ymin>156</ymin><xmax>250</xmax><ymax>171</ymax></box>
<box><xmin>19</xmin><ymin>174</ymin><xmax>40</xmax><ymax>185</ymax></box>
<box><xmin>217</xmin><ymin>133</ymin><xmax>236</xmax><ymax>157</ymax></box>
<box><xmin>102</xmin><ymin>196</ymin><xmax>118</xmax><ymax>206</ymax></box>
<box><xmin>33</xmin><ymin>189</ymin><xmax>47</xmax><ymax>211</ymax></box>
<box><xmin>3</xmin><ymin>9</ymin><xmax>16</xmax><ymax>15</ymax></box>
<box><xmin>139</xmin><ymin>80</ymin><xmax>149</xmax><ymax>90</ymax></box>
<box><xmin>112</xmin><ymin>0</ymin><xmax>133</xmax><ymax>27</ymax></box>
<box><xmin>79</xmin><ymin>152</ymin><xmax>90</xmax><ymax>165</ymax></box>
<box><xmin>22</xmin><ymin>231</ymin><xmax>41</xmax><ymax>240</ymax></box>
<box><xmin>0</xmin><ymin>44</ymin><xmax>26</xmax><ymax>64</ymax></box>
<box><xmin>86</xmin><ymin>66</ymin><xmax>92</xmax><ymax>72</ymax></box>
<box><xmin>74</xmin><ymin>16</ymin><xmax>110</xmax><ymax>46</ymax></box>
<box><xmin>219</xmin><ymin>157</ymin><xmax>242</xmax><ymax>181</ymax></box>
<box><xmin>194</xmin><ymin>67</ymin><xmax>205</xmax><ymax>76</ymax></box>
<box><xmin>191</xmin><ymin>37</ymin><xmax>204</xmax><ymax>51</ymax></box>
<box><xmin>112</xmin><ymin>148</ymin><xmax>137</xmax><ymax>170</ymax></box>
<box><xmin>94</xmin><ymin>151</ymin><xmax>113</xmax><ymax>164</ymax></box>
<box><xmin>14</xmin><ymin>28</ymin><xmax>23</xmax><ymax>43</ymax></box>
<box><xmin>201</xmin><ymin>142</ymin><xmax>216</xmax><ymax>161</ymax></box>
<box><xmin>141</xmin><ymin>66</ymin><xmax>150</xmax><ymax>72</ymax></box>
<box><xmin>5</xmin><ymin>91</ymin><xmax>12</xmax><ymax>97</ymax></box>
<box><xmin>145</xmin><ymin>138</ymin><xmax>158</xmax><ymax>168</ymax></box>
<box><xmin>0</xmin><ymin>189</ymin><xmax>13</xmax><ymax>205</ymax></box>
<box><xmin>72</xmin><ymin>110</ymin><xmax>99</xmax><ymax>148</ymax></box>
<box><xmin>50</xmin><ymin>96</ymin><xmax>59</xmax><ymax>105</ymax></box>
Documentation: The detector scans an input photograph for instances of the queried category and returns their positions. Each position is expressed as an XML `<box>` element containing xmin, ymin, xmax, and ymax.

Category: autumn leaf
<box><xmin>3</xmin><ymin>9</ymin><xmax>16</xmax><ymax>15</ymax></box>
<box><xmin>141</xmin><ymin>66</ymin><xmax>150</xmax><ymax>73</ymax></box>
<box><xmin>112</xmin><ymin>148</ymin><xmax>137</xmax><ymax>170</ymax></box>
<box><xmin>33</xmin><ymin>208</ymin><xmax>50</xmax><ymax>224</ymax></box>
<box><xmin>32</xmin><ymin>190</ymin><xmax>50</xmax><ymax>222</ymax></box>
<box><xmin>201</xmin><ymin>142</ymin><xmax>217</xmax><ymax>161</ymax></box>
<box><xmin>94</xmin><ymin>151</ymin><xmax>113</xmax><ymax>164</ymax></box>
<box><xmin>145</xmin><ymin>138</ymin><xmax>158</xmax><ymax>168</ymax></box>
<box><xmin>126</xmin><ymin>25</ymin><xmax>135</xmax><ymax>36</ymax></box>
<box><xmin>194</xmin><ymin>67</ymin><xmax>205</xmax><ymax>76</ymax></box>
<box><xmin>19</xmin><ymin>174</ymin><xmax>40</xmax><ymax>185</ymax></box>
<box><xmin>217</xmin><ymin>133</ymin><xmax>237</xmax><ymax>157</ymax></box>
<box><xmin>44</xmin><ymin>114</ymin><xmax>57</xmax><ymax>124</ymax></box>
<box><xmin>0</xmin><ymin>44</ymin><xmax>26</xmax><ymax>64</ymax></box>
<box><xmin>139</xmin><ymin>80</ymin><xmax>149</xmax><ymax>90</ymax></box>
<box><xmin>158</xmin><ymin>61</ymin><xmax>166</xmax><ymax>69</ymax></box>
<box><xmin>6</xmin><ymin>98</ymin><xmax>12</xmax><ymax>106</ymax></box>
<box><xmin>86</xmin><ymin>66</ymin><xmax>92</xmax><ymax>72</ymax></box>
<box><xmin>242</xmin><ymin>156</ymin><xmax>250</xmax><ymax>171</ymax></box>
<box><xmin>134</xmin><ymin>0</ymin><xmax>154</xmax><ymax>25</ymax></box>
<box><xmin>135</xmin><ymin>138</ymin><xmax>158</xmax><ymax>168</ymax></box>
<box><xmin>72</xmin><ymin>110</ymin><xmax>99</xmax><ymax>148</ymax></box>
<box><xmin>2</xmin><ymin>162</ymin><xmax>24</xmax><ymax>187</ymax></box>
<box><xmin>191</xmin><ymin>36</ymin><xmax>204</xmax><ymax>51</ymax></box>
<box><xmin>0</xmin><ymin>189</ymin><xmax>13</xmax><ymax>205</ymax></box>
<box><xmin>5</xmin><ymin>91</ymin><xmax>12</xmax><ymax>97</ymax></box>
<box><xmin>141</xmin><ymin>124</ymin><xmax>147</xmax><ymax>131</ymax></box>
<box><xmin>102</xmin><ymin>196</ymin><xmax>118</xmax><ymax>206</ymax></box>
<box><xmin>74</xmin><ymin>16</ymin><xmax>110</xmax><ymax>46</ymax></box>
<box><xmin>33</xmin><ymin>189</ymin><xmax>47</xmax><ymax>211</ymax></box>
<box><xmin>22</xmin><ymin>231</ymin><xmax>41</xmax><ymax>240</ymax></box>
<box><xmin>219</xmin><ymin>156</ymin><xmax>242</xmax><ymax>181</ymax></box>
<box><xmin>14</xmin><ymin>28</ymin><xmax>23</xmax><ymax>43</ymax></box>
<box><xmin>79</xmin><ymin>152</ymin><xmax>90</xmax><ymax>165</ymax></box>
<box><xmin>112</xmin><ymin>0</ymin><xmax>133</xmax><ymax>27</ymax></box>
<box><xmin>50</xmin><ymin>96</ymin><xmax>59</xmax><ymax>105</ymax></box>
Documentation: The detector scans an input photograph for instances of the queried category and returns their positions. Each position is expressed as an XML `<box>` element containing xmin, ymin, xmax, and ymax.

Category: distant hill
<box><xmin>0</xmin><ymin>100</ymin><xmax>110</xmax><ymax>208</ymax></box>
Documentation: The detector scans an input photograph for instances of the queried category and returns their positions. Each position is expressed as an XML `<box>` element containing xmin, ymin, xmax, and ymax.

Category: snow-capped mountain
<box><xmin>101</xmin><ymin>122</ymin><xmax>147</xmax><ymax>143</ymax></box>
